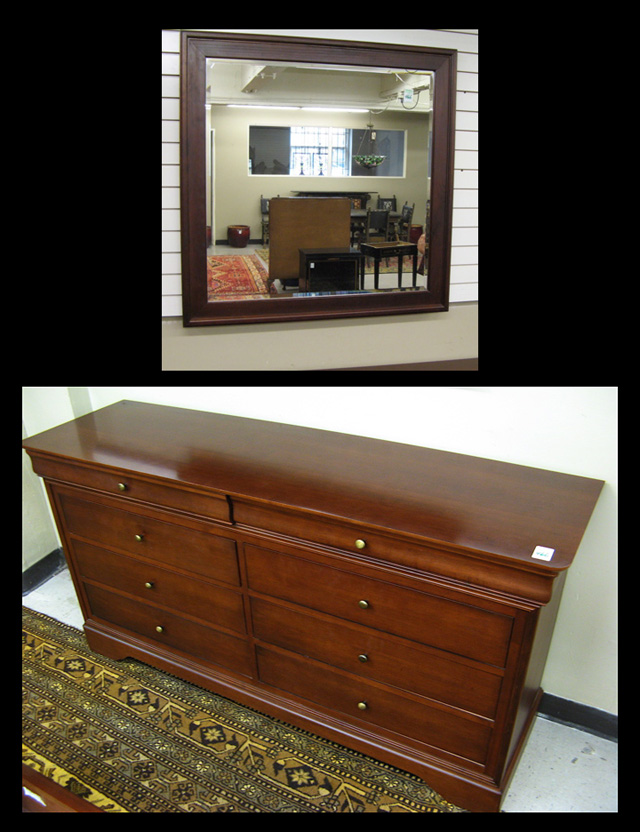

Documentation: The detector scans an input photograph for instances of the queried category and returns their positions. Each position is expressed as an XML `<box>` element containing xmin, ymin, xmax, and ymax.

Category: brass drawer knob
<box><xmin>355</xmin><ymin>539</ymin><xmax>366</xmax><ymax>549</ymax></box>
<box><xmin>358</xmin><ymin>599</ymin><xmax>370</xmax><ymax>609</ymax></box>
<box><xmin>358</xmin><ymin>653</ymin><xmax>369</xmax><ymax>663</ymax></box>
<box><xmin>155</xmin><ymin>625</ymin><xmax>164</xmax><ymax>634</ymax></box>
<box><xmin>357</xmin><ymin>701</ymin><xmax>368</xmax><ymax>711</ymax></box>
<box><xmin>134</xmin><ymin>534</ymin><xmax>144</xmax><ymax>542</ymax></box>
<box><xmin>144</xmin><ymin>582</ymin><xmax>154</xmax><ymax>589</ymax></box>
<box><xmin>117</xmin><ymin>482</ymin><xmax>127</xmax><ymax>492</ymax></box>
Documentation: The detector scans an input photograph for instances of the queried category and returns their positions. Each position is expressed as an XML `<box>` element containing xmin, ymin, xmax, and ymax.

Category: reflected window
<box><xmin>249</xmin><ymin>125</ymin><xmax>405</xmax><ymax>177</ymax></box>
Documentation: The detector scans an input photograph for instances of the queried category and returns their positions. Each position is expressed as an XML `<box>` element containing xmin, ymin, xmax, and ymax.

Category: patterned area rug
<box><xmin>22</xmin><ymin>607</ymin><xmax>463</xmax><ymax>813</ymax></box>
<box><xmin>207</xmin><ymin>254</ymin><xmax>274</xmax><ymax>301</ymax></box>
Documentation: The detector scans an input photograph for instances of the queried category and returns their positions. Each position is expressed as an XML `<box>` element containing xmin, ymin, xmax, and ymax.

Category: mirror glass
<box><xmin>205</xmin><ymin>57</ymin><xmax>433</xmax><ymax>301</ymax></box>
<box><xmin>248</xmin><ymin>125</ymin><xmax>407</xmax><ymax>177</ymax></box>
<box><xmin>180</xmin><ymin>32</ymin><xmax>456</xmax><ymax>326</ymax></box>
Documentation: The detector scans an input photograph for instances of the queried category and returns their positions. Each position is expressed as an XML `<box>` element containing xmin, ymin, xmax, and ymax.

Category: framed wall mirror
<box><xmin>180</xmin><ymin>31</ymin><xmax>456</xmax><ymax>326</ymax></box>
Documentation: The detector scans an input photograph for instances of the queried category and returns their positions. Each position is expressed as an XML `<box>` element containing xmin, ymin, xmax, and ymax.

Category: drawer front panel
<box><xmin>33</xmin><ymin>454</ymin><xmax>230</xmax><ymax>521</ymax></box>
<box><xmin>235</xmin><ymin>499</ymin><xmax>403</xmax><ymax>558</ymax></box>
<box><xmin>85</xmin><ymin>584</ymin><xmax>252</xmax><ymax>676</ymax></box>
<box><xmin>235</xmin><ymin>499</ymin><xmax>446</xmax><ymax>566</ymax></box>
<box><xmin>257</xmin><ymin>646</ymin><xmax>492</xmax><ymax>764</ymax></box>
<box><xmin>74</xmin><ymin>540</ymin><xmax>246</xmax><ymax>635</ymax></box>
<box><xmin>246</xmin><ymin>545</ymin><xmax>512</xmax><ymax>666</ymax></box>
<box><xmin>251</xmin><ymin>598</ymin><xmax>501</xmax><ymax>718</ymax></box>
<box><xmin>59</xmin><ymin>491</ymin><xmax>239</xmax><ymax>586</ymax></box>
<box><xmin>235</xmin><ymin>499</ymin><xmax>555</xmax><ymax>605</ymax></box>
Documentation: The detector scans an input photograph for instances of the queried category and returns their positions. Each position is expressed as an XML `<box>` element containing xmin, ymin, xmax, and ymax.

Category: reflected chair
<box><xmin>362</xmin><ymin>209</ymin><xmax>391</xmax><ymax>271</ymax></box>
<box><xmin>350</xmin><ymin>197</ymin><xmax>365</xmax><ymax>245</ymax></box>
<box><xmin>395</xmin><ymin>202</ymin><xmax>414</xmax><ymax>242</ymax></box>
<box><xmin>364</xmin><ymin>209</ymin><xmax>391</xmax><ymax>244</ymax></box>
<box><xmin>377</xmin><ymin>195</ymin><xmax>397</xmax><ymax>211</ymax></box>
<box><xmin>377</xmin><ymin>196</ymin><xmax>397</xmax><ymax>237</ymax></box>
<box><xmin>418</xmin><ymin>200</ymin><xmax>430</xmax><ymax>275</ymax></box>
<box><xmin>260</xmin><ymin>195</ymin><xmax>279</xmax><ymax>247</ymax></box>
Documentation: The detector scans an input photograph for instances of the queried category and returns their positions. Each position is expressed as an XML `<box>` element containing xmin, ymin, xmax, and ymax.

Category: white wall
<box><xmin>22</xmin><ymin>389</ymin><xmax>97</xmax><ymax>569</ymax></box>
<box><xmin>22</xmin><ymin>386</ymin><xmax>616</xmax><ymax>716</ymax></box>
<box><xmin>161</xmin><ymin>29</ymin><xmax>478</xmax><ymax>370</ymax></box>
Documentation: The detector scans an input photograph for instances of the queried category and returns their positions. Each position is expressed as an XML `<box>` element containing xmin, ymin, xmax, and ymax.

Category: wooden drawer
<box><xmin>234</xmin><ymin>499</ymin><xmax>526</xmax><ymax>596</ymax></box>
<box><xmin>31</xmin><ymin>454</ymin><xmax>230</xmax><ymax>522</ymax></box>
<box><xmin>257</xmin><ymin>646</ymin><xmax>492</xmax><ymax>764</ymax></box>
<box><xmin>251</xmin><ymin>598</ymin><xmax>502</xmax><ymax>718</ymax></box>
<box><xmin>74</xmin><ymin>540</ymin><xmax>246</xmax><ymax>635</ymax></box>
<box><xmin>235</xmin><ymin>498</ymin><xmax>402</xmax><ymax>557</ymax></box>
<box><xmin>58</xmin><ymin>490</ymin><xmax>239</xmax><ymax>586</ymax></box>
<box><xmin>85</xmin><ymin>583</ymin><xmax>252</xmax><ymax>677</ymax></box>
<box><xmin>246</xmin><ymin>545</ymin><xmax>513</xmax><ymax>666</ymax></box>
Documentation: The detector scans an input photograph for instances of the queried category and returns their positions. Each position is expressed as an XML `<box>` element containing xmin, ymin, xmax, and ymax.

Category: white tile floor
<box><xmin>24</xmin><ymin>568</ymin><xmax>618</xmax><ymax>813</ymax></box>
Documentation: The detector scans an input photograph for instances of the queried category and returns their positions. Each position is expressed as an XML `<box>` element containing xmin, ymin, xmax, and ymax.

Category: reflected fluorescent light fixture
<box><xmin>227</xmin><ymin>105</ymin><xmax>300</xmax><ymax>110</ymax></box>
<box><xmin>304</xmin><ymin>107</ymin><xmax>368</xmax><ymax>113</ymax></box>
<box><xmin>226</xmin><ymin>105</ymin><xmax>368</xmax><ymax>112</ymax></box>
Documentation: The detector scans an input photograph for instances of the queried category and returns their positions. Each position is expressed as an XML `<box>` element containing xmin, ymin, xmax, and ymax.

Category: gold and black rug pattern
<box><xmin>22</xmin><ymin>607</ymin><xmax>463</xmax><ymax>812</ymax></box>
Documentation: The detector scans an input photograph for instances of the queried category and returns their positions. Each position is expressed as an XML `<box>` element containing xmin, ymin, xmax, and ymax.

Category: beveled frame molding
<box><xmin>180</xmin><ymin>31</ymin><xmax>456</xmax><ymax>326</ymax></box>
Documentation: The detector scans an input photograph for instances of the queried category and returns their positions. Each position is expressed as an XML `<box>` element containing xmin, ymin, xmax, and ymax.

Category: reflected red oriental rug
<box><xmin>207</xmin><ymin>254</ymin><xmax>274</xmax><ymax>301</ymax></box>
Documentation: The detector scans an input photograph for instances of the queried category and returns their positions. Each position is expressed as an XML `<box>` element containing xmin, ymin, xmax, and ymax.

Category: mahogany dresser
<box><xmin>22</xmin><ymin>401</ymin><xmax>604</xmax><ymax>812</ymax></box>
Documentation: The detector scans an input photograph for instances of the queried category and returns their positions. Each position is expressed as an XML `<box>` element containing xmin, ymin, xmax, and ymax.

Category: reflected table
<box><xmin>359</xmin><ymin>241</ymin><xmax>418</xmax><ymax>290</ymax></box>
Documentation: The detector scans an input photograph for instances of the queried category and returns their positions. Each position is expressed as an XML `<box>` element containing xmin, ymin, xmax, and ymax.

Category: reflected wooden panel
<box><xmin>270</xmin><ymin>198</ymin><xmax>351</xmax><ymax>284</ymax></box>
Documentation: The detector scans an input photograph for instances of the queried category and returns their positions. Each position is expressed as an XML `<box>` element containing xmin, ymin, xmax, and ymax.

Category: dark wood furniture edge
<box><xmin>22</xmin><ymin>763</ymin><xmax>104</xmax><ymax>812</ymax></box>
<box><xmin>312</xmin><ymin>358</ymin><xmax>478</xmax><ymax>370</ymax></box>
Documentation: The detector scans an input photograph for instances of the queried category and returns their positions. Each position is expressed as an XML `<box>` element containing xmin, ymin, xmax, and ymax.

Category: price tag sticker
<box><xmin>531</xmin><ymin>545</ymin><xmax>555</xmax><ymax>561</ymax></box>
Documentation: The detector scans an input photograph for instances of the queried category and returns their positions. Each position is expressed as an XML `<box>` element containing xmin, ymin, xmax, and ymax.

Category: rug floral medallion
<box><xmin>22</xmin><ymin>607</ymin><xmax>464</xmax><ymax>813</ymax></box>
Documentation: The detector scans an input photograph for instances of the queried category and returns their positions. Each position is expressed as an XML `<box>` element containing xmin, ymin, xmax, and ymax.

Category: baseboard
<box><xmin>538</xmin><ymin>693</ymin><xmax>617</xmax><ymax>742</ymax></box>
<box><xmin>22</xmin><ymin>548</ymin><xmax>66</xmax><ymax>596</ymax></box>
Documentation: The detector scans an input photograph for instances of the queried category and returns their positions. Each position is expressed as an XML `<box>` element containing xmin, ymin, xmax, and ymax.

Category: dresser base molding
<box><xmin>84</xmin><ymin>616</ymin><xmax>529</xmax><ymax>812</ymax></box>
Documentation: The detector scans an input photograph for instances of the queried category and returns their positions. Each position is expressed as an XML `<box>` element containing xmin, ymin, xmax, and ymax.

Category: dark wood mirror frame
<box><xmin>180</xmin><ymin>31</ymin><xmax>457</xmax><ymax>327</ymax></box>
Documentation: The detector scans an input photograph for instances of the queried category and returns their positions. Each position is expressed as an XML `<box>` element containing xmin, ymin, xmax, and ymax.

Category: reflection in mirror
<box><xmin>180</xmin><ymin>32</ymin><xmax>456</xmax><ymax>326</ymax></box>
<box><xmin>248</xmin><ymin>125</ymin><xmax>406</xmax><ymax>176</ymax></box>
<box><xmin>204</xmin><ymin>58</ymin><xmax>433</xmax><ymax>301</ymax></box>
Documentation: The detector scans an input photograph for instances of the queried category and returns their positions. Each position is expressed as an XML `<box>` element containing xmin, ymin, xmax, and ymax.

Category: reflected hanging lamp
<box><xmin>353</xmin><ymin>119</ymin><xmax>386</xmax><ymax>169</ymax></box>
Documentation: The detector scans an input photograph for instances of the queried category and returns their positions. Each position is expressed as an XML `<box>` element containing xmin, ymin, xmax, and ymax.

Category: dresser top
<box><xmin>23</xmin><ymin>400</ymin><xmax>604</xmax><ymax>572</ymax></box>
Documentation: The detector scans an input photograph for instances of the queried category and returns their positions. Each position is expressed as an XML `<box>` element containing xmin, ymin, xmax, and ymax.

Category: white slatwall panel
<box><xmin>161</xmin><ymin>29</ymin><xmax>478</xmax><ymax>316</ymax></box>
<box><xmin>162</xmin><ymin>30</ymin><xmax>182</xmax><ymax>316</ymax></box>
<box><xmin>450</xmin><ymin>35</ymin><xmax>478</xmax><ymax>302</ymax></box>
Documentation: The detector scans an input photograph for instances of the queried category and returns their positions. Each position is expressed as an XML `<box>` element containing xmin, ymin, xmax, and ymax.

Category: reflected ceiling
<box><xmin>206</xmin><ymin>59</ymin><xmax>432</xmax><ymax>113</ymax></box>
